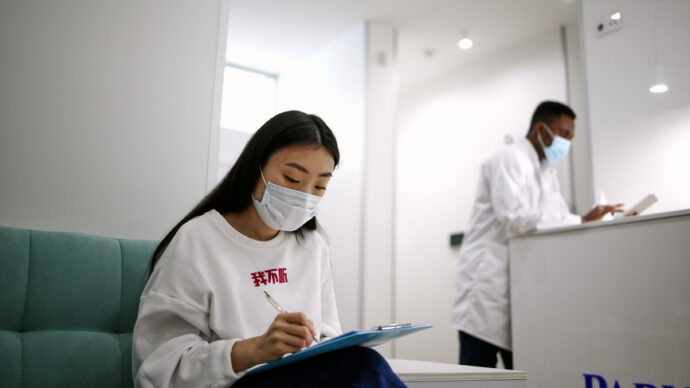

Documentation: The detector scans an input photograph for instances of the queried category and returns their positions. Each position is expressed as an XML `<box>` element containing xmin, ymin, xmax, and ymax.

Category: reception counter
<box><xmin>509</xmin><ymin>209</ymin><xmax>690</xmax><ymax>388</ymax></box>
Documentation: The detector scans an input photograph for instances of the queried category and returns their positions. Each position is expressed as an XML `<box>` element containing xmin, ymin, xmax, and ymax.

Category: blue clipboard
<box><xmin>243</xmin><ymin>324</ymin><xmax>432</xmax><ymax>377</ymax></box>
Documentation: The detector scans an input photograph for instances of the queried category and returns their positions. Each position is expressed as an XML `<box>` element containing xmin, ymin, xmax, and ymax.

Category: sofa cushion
<box><xmin>0</xmin><ymin>226</ymin><xmax>156</xmax><ymax>388</ymax></box>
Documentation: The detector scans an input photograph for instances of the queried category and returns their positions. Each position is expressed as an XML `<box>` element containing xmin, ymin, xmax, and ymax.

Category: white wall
<box><xmin>580</xmin><ymin>0</ymin><xmax>690</xmax><ymax>214</ymax></box>
<box><xmin>277</xmin><ymin>24</ymin><xmax>367</xmax><ymax>333</ymax></box>
<box><xmin>0</xmin><ymin>0</ymin><xmax>223</xmax><ymax>240</ymax></box>
<box><xmin>395</xmin><ymin>29</ymin><xmax>569</xmax><ymax>363</ymax></box>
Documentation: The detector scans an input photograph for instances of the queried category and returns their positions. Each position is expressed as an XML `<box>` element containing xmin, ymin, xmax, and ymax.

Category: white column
<box><xmin>361</xmin><ymin>21</ymin><xmax>399</xmax><ymax>357</ymax></box>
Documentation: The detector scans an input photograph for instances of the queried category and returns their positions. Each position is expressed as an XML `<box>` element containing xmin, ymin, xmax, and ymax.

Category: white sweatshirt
<box><xmin>132</xmin><ymin>210</ymin><xmax>342</xmax><ymax>388</ymax></box>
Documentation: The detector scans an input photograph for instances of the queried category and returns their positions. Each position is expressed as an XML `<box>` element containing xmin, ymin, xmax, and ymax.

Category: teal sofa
<box><xmin>0</xmin><ymin>226</ymin><xmax>157</xmax><ymax>388</ymax></box>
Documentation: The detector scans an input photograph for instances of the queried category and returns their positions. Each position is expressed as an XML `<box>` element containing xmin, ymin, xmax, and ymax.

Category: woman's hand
<box><xmin>254</xmin><ymin>312</ymin><xmax>316</xmax><ymax>361</ymax></box>
<box><xmin>231</xmin><ymin>312</ymin><xmax>316</xmax><ymax>372</ymax></box>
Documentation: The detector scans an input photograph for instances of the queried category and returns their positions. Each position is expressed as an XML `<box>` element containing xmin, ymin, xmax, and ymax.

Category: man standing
<box><xmin>451</xmin><ymin>101</ymin><xmax>621</xmax><ymax>369</ymax></box>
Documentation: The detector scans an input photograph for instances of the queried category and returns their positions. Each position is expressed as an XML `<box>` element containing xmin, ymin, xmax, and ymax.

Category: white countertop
<box><xmin>512</xmin><ymin>208</ymin><xmax>690</xmax><ymax>238</ymax></box>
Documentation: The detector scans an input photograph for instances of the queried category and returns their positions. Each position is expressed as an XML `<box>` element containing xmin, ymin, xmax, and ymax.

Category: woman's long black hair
<box><xmin>149</xmin><ymin>110</ymin><xmax>340</xmax><ymax>274</ymax></box>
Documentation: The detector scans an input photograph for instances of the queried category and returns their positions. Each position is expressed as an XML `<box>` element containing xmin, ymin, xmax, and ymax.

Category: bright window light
<box><xmin>610</xmin><ymin>12</ymin><xmax>622</xmax><ymax>20</ymax></box>
<box><xmin>219</xmin><ymin>65</ymin><xmax>277</xmax><ymax>134</ymax></box>
<box><xmin>217</xmin><ymin>65</ymin><xmax>278</xmax><ymax>182</ymax></box>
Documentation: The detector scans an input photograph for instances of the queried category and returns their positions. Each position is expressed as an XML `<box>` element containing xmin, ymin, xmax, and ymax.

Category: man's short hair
<box><xmin>527</xmin><ymin>101</ymin><xmax>576</xmax><ymax>136</ymax></box>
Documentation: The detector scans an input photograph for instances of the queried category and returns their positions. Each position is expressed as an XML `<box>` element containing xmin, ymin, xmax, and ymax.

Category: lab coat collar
<box><xmin>517</xmin><ymin>137</ymin><xmax>553</xmax><ymax>175</ymax></box>
<box><xmin>518</xmin><ymin>137</ymin><xmax>540</xmax><ymax>167</ymax></box>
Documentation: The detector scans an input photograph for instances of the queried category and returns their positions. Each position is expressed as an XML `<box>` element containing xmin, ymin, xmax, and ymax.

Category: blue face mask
<box><xmin>538</xmin><ymin>123</ymin><xmax>571</xmax><ymax>163</ymax></box>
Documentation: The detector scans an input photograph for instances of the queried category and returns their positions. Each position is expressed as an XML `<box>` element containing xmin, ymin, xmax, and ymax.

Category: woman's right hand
<box><xmin>231</xmin><ymin>312</ymin><xmax>316</xmax><ymax>372</ymax></box>
<box><xmin>255</xmin><ymin>312</ymin><xmax>316</xmax><ymax>362</ymax></box>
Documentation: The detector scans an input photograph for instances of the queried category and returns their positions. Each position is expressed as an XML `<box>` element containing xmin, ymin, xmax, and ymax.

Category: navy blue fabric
<box><xmin>234</xmin><ymin>346</ymin><xmax>407</xmax><ymax>388</ymax></box>
<box><xmin>458</xmin><ymin>331</ymin><xmax>513</xmax><ymax>369</ymax></box>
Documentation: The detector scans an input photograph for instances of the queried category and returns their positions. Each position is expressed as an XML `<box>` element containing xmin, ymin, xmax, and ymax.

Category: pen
<box><xmin>264</xmin><ymin>290</ymin><xmax>319</xmax><ymax>344</ymax></box>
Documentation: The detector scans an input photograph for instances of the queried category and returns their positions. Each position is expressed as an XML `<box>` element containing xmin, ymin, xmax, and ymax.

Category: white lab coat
<box><xmin>451</xmin><ymin>138</ymin><xmax>581</xmax><ymax>351</ymax></box>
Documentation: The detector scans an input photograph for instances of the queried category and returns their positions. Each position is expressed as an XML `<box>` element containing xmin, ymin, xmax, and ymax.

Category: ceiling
<box><xmin>226</xmin><ymin>0</ymin><xmax>579</xmax><ymax>91</ymax></box>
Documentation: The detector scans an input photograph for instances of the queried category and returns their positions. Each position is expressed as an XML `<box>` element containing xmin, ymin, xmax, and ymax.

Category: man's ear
<box><xmin>529</xmin><ymin>122</ymin><xmax>540</xmax><ymax>137</ymax></box>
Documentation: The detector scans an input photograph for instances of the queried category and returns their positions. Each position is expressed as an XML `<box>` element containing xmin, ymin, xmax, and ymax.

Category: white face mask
<box><xmin>537</xmin><ymin>122</ymin><xmax>571</xmax><ymax>164</ymax></box>
<box><xmin>252</xmin><ymin>170</ymin><xmax>322</xmax><ymax>231</ymax></box>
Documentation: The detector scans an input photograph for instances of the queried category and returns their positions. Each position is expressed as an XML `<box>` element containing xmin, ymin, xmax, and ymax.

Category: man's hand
<box><xmin>582</xmin><ymin>203</ymin><xmax>624</xmax><ymax>223</ymax></box>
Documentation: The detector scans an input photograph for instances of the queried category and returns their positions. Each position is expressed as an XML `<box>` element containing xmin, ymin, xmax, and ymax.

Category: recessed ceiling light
<box><xmin>649</xmin><ymin>84</ymin><xmax>668</xmax><ymax>93</ymax></box>
<box><xmin>611</xmin><ymin>12</ymin><xmax>622</xmax><ymax>20</ymax></box>
<box><xmin>649</xmin><ymin>64</ymin><xmax>669</xmax><ymax>94</ymax></box>
<box><xmin>458</xmin><ymin>37</ymin><xmax>473</xmax><ymax>50</ymax></box>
